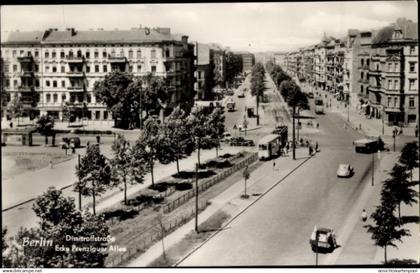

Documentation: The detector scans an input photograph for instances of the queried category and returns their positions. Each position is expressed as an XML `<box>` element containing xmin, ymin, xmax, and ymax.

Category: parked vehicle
<box><xmin>61</xmin><ymin>134</ymin><xmax>81</xmax><ymax>148</ymax></box>
<box><xmin>230</xmin><ymin>137</ymin><xmax>255</xmax><ymax>147</ymax></box>
<box><xmin>337</xmin><ymin>164</ymin><xmax>354</xmax><ymax>178</ymax></box>
<box><xmin>237</xmin><ymin>91</ymin><xmax>245</xmax><ymax>98</ymax></box>
<box><xmin>309</xmin><ymin>227</ymin><xmax>337</xmax><ymax>252</ymax></box>
<box><xmin>258</xmin><ymin>134</ymin><xmax>283</xmax><ymax>160</ymax></box>
<box><xmin>308</xmin><ymin>92</ymin><xmax>314</xmax><ymax>99</ymax></box>
<box><xmin>221</xmin><ymin>132</ymin><xmax>232</xmax><ymax>143</ymax></box>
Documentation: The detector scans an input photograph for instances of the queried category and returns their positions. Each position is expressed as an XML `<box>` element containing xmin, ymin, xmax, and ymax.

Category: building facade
<box><xmin>241</xmin><ymin>52</ymin><xmax>255</xmax><ymax>74</ymax></box>
<box><xmin>1</xmin><ymin>27</ymin><xmax>196</xmax><ymax>122</ymax></box>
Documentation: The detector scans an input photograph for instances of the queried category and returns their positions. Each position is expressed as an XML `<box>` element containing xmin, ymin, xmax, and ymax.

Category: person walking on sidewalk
<box><xmin>415</xmin><ymin>125</ymin><xmax>418</xmax><ymax>137</ymax></box>
<box><xmin>361</xmin><ymin>209</ymin><xmax>368</xmax><ymax>222</ymax></box>
<box><xmin>273</xmin><ymin>160</ymin><xmax>276</xmax><ymax>170</ymax></box>
<box><xmin>49</xmin><ymin>160</ymin><xmax>53</xmax><ymax>169</ymax></box>
<box><xmin>286</xmin><ymin>142</ymin><xmax>290</xmax><ymax>154</ymax></box>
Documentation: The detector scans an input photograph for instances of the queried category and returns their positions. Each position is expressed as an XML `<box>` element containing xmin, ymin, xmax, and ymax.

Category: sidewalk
<box><xmin>127</xmin><ymin>148</ymin><xmax>311</xmax><ymax>267</ymax></box>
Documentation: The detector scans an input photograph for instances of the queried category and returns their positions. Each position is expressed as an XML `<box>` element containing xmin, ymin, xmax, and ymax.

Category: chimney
<box><xmin>182</xmin><ymin>35</ymin><xmax>188</xmax><ymax>43</ymax></box>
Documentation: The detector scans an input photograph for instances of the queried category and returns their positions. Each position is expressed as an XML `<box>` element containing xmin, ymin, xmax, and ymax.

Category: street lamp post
<box><xmin>195</xmin><ymin>163</ymin><xmax>199</xmax><ymax>233</ymax></box>
<box><xmin>382</xmin><ymin>108</ymin><xmax>385</xmax><ymax>136</ymax></box>
<box><xmin>371</xmin><ymin>151</ymin><xmax>374</xmax><ymax>187</ymax></box>
<box><xmin>347</xmin><ymin>95</ymin><xmax>350</xmax><ymax>122</ymax></box>
<box><xmin>78</xmin><ymin>154</ymin><xmax>82</xmax><ymax>210</ymax></box>
<box><xmin>392</xmin><ymin>130</ymin><xmax>396</xmax><ymax>152</ymax></box>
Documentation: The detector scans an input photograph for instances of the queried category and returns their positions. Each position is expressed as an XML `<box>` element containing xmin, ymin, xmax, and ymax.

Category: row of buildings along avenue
<box><xmin>1</xmin><ymin>27</ymin><xmax>254</xmax><ymax>122</ymax></box>
<box><xmin>276</xmin><ymin>18</ymin><xmax>418</xmax><ymax>126</ymax></box>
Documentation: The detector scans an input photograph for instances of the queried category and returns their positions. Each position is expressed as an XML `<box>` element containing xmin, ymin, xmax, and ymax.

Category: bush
<box><xmin>102</xmin><ymin>209</ymin><xmax>139</xmax><ymax>221</ymax></box>
<box><xmin>149</xmin><ymin>182</ymin><xmax>175</xmax><ymax>192</ymax></box>
<box><xmin>72</xmin><ymin>129</ymin><xmax>113</xmax><ymax>135</ymax></box>
<box><xmin>219</xmin><ymin>153</ymin><xmax>233</xmax><ymax>159</ymax></box>
<box><xmin>127</xmin><ymin>194</ymin><xmax>164</xmax><ymax>207</ymax></box>
<box><xmin>175</xmin><ymin>182</ymin><xmax>193</xmax><ymax>191</ymax></box>
<box><xmin>172</xmin><ymin>170</ymin><xmax>216</xmax><ymax>179</ymax></box>
<box><xmin>204</xmin><ymin>160</ymin><xmax>232</xmax><ymax>169</ymax></box>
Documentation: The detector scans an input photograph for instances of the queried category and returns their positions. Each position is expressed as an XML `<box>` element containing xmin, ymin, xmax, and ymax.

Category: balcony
<box><xmin>368</xmin><ymin>86</ymin><xmax>382</xmax><ymax>93</ymax></box>
<box><xmin>368</xmin><ymin>70</ymin><xmax>381</xmax><ymax>76</ymax></box>
<box><xmin>17</xmin><ymin>55</ymin><xmax>34</xmax><ymax>63</ymax></box>
<box><xmin>384</xmin><ymin>107</ymin><xmax>402</xmax><ymax>113</ymax></box>
<box><xmin>67</xmin><ymin>85</ymin><xmax>85</xmax><ymax>92</ymax></box>
<box><xmin>108</xmin><ymin>55</ymin><xmax>127</xmax><ymax>63</ymax></box>
<box><xmin>17</xmin><ymin>85</ymin><xmax>35</xmax><ymax>92</ymax></box>
<box><xmin>20</xmin><ymin>71</ymin><xmax>35</xmax><ymax>78</ymax></box>
<box><xmin>66</xmin><ymin>56</ymin><xmax>85</xmax><ymax>63</ymax></box>
<box><xmin>66</xmin><ymin>71</ymin><xmax>85</xmax><ymax>78</ymax></box>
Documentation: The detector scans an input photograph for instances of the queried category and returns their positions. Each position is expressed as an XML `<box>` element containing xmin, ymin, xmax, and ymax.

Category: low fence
<box><xmin>106</xmin><ymin>199</ymin><xmax>208</xmax><ymax>267</ymax></box>
<box><xmin>162</xmin><ymin>152</ymin><xmax>258</xmax><ymax>213</ymax></box>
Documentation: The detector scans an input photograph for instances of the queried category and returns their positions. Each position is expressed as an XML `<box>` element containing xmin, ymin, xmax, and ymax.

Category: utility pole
<box><xmin>347</xmin><ymin>95</ymin><xmax>350</xmax><ymax>122</ymax></box>
<box><xmin>78</xmin><ymin>154</ymin><xmax>82</xmax><ymax>210</ymax></box>
<box><xmin>371</xmin><ymin>151</ymin><xmax>374</xmax><ymax>187</ymax></box>
<box><xmin>292</xmin><ymin>106</ymin><xmax>296</xmax><ymax>160</ymax></box>
<box><xmin>195</xmin><ymin>163</ymin><xmax>199</xmax><ymax>233</ymax></box>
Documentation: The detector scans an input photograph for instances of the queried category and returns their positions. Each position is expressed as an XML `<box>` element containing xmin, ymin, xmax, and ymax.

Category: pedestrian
<box><xmin>359</xmin><ymin>123</ymin><xmax>362</xmax><ymax>131</ymax></box>
<box><xmin>286</xmin><ymin>142</ymin><xmax>289</xmax><ymax>153</ymax></box>
<box><xmin>273</xmin><ymin>160</ymin><xmax>276</xmax><ymax>170</ymax></box>
<box><xmin>315</xmin><ymin>141</ymin><xmax>319</xmax><ymax>152</ymax></box>
<box><xmin>399</xmin><ymin>127</ymin><xmax>403</xmax><ymax>135</ymax></box>
<box><xmin>70</xmin><ymin>142</ymin><xmax>75</xmax><ymax>154</ymax></box>
<box><xmin>49</xmin><ymin>160</ymin><xmax>53</xmax><ymax>169</ymax></box>
<box><xmin>415</xmin><ymin>125</ymin><xmax>418</xmax><ymax>137</ymax></box>
<box><xmin>309</xmin><ymin>145</ymin><xmax>313</xmax><ymax>156</ymax></box>
<box><xmin>361</xmin><ymin>209</ymin><xmax>368</xmax><ymax>222</ymax></box>
<box><xmin>316</xmin><ymin>122</ymin><xmax>319</xmax><ymax>129</ymax></box>
<box><xmin>9</xmin><ymin>121</ymin><xmax>13</xmax><ymax>128</ymax></box>
<box><xmin>96</xmin><ymin>135</ymin><xmax>101</xmax><ymax>144</ymax></box>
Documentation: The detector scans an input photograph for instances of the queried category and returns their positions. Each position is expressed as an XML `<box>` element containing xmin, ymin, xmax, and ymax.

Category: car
<box><xmin>308</xmin><ymin>92</ymin><xmax>314</xmax><ymax>99</ymax></box>
<box><xmin>337</xmin><ymin>164</ymin><xmax>354</xmax><ymax>177</ymax></box>
<box><xmin>61</xmin><ymin>134</ymin><xmax>81</xmax><ymax>148</ymax></box>
<box><xmin>230</xmin><ymin>137</ymin><xmax>255</xmax><ymax>147</ymax></box>
<box><xmin>221</xmin><ymin>132</ymin><xmax>232</xmax><ymax>143</ymax></box>
<box><xmin>309</xmin><ymin>227</ymin><xmax>337</xmax><ymax>252</ymax></box>
<box><xmin>237</xmin><ymin>91</ymin><xmax>245</xmax><ymax>98</ymax></box>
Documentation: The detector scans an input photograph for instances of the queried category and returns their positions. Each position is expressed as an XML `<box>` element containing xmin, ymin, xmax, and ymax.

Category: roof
<box><xmin>372</xmin><ymin>20</ymin><xmax>418</xmax><ymax>45</ymax></box>
<box><xmin>2</xmin><ymin>31</ymin><xmax>44</xmax><ymax>45</ymax></box>
<box><xmin>258</xmin><ymin>134</ymin><xmax>281</xmax><ymax>144</ymax></box>
<box><xmin>43</xmin><ymin>29</ymin><xmax>180</xmax><ymax>44</ymax></box>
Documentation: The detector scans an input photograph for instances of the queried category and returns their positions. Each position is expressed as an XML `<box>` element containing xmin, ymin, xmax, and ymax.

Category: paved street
<box><xmin>178</xmin><ymin>92</ymin><xmax>384</xmax><ymax>266</ymax></box>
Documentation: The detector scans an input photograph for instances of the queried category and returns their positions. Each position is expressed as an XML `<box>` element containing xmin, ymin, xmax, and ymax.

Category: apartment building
<box><xmin>367</xmin><ymin>18</ymin><xmax>418</xmax><ymax>125</ymax></box>
<box><xmin>274</xmin><ymin>52</ymin><xmax>287</xmax><ymax>69</ymax></box>
<box><xmin>301</xmin><ymin>46</ymin><xmax>315</xmax><ymax>84</ymax></box>
<box><xmin>241</xmin><ymin>52</ymin><xmax>255</xmax><ymax>74</ymax></box>
<box><xmin>1</xmin><ymin>27</ymin><xmax>196</xmax><ymax>122</ymax></box>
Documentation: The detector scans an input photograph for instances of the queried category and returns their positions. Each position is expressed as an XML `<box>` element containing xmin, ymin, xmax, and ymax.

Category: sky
<box><xmin>1</xmin><ymin>1</ymin><xmax>418</xmax><ymax>52</ymax></box>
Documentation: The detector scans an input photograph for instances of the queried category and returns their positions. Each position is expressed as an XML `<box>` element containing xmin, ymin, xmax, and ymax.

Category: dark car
<box><xmin>308</xmin><ymin>92</ymin><xmax>314</xmax><ymax>99</ymax></box>
<box><xmin>230</xmin><ymin>137</ymin><xmax>255</xmax><ymax>147</ymax></box>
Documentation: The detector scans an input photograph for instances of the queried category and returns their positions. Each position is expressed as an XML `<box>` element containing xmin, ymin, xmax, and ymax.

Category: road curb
<box><xmin>174</xmin><ymin>155</ymin><xmax>313</xmax><ymax>266</ymax></box>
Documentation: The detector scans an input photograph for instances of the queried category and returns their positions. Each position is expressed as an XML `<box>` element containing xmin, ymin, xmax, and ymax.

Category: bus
<box><xmin>258</xmin><ymin>134</ymin><xmax>283</xmax><ymax>160</ymax></box>
<box><xmin>314</xmin><ymin>97</ymin><xmax>324</xmax><ymax>114</ymax></box>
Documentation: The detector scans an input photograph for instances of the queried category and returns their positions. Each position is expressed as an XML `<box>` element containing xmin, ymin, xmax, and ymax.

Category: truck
<box><xmin>354</xmin><ymin>136</ymin><xmax>387</xmax><ymax>153</ymax></box>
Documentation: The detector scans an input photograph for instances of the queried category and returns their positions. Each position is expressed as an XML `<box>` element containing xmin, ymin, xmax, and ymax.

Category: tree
<box><xmin>160</xmin><ymin>106</ymin><xmax>195</xmax><ymax>174</ymax></box>
<box><xmin>140</xmin><ymin>73</ymin><xmax>170</xmax><ymax>121</ymax></box>
<box><xmin>207</xmin><ymin>106</ymin><xmax>225</xmax><ymax>157</ymax></box>
<box><xmin>75</xmin><ymin>145</ymin><xmax>112</xmax><ymax>215</ymax></box>
<box><xmin>225</xmin><ymin>52</ymin><xmax>243</xmax><ymax>88</ymax></box>
<box><xmin>111</xmin><ymin>134</ymin><xmax>146</xmax><ymax>205</ymax></box>
<box><xmin>364</xmin><ymin>202</ymin><xmax>410</xmax><ymax>264</ymax></box>
<box><xmin>139</xmin><ymin>117</ymin><xmax>162</xmax><ymax>187</ymax></box>
<box><xmin>93</xmin><ymin>71</ymin><xmax>140</xmax><ymax>129</ymax></box>
<box><xmin>7</xmin><ymin>187</ymin><xmax>110</xmax><ymax>267</ymax></box>
<box><xmin>279</xmin><ymin>80</ymin><xmax>309</xmax><ymax>160</ymax></box>
<box><xmin>399</xmin><ymin>141</ymin><xmax>419</xmax><ymax>181</ymax></box>
<box><xmin>8</xmin><ymin>95</ymin><xmax>24</xmax><ymax>126</ymax></box>
<box><xmin>187</xmin><ymin>106</ymin><xmax>214</xmax><ymax>167</ymax></box>
<box><xmin>382</xmin><ymin>163</ymin><xmax>418</xmax><ymax>220</ymax></box>
<box><xmin>36</xmin><ymin>114</ymin><xmax>55</xmax><ymax>145</ymax></box>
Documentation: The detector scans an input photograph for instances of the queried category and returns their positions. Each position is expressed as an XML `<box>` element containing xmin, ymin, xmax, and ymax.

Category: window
<box><xmin>86</xmin><ymin>94</ymin><xmax>91</xmax><ymax>103</ymax></box>
<box><xmin>137</xmin><ymin>65</ymin><xmax>141</xmax><ymax>72</ymax></box>
<box><xmin>165</xmin><ymin>49</ymin><xmax>170</xmax><ymax>58</ymax></box>
<box><xmin>388</xmin><ymin>96</ymin><xmax>391</xmax><ymax>106</ymax></box>
<box><xmin>12</xmin><ymin>50</ymin><xmax>16</xmax><ymax>57</ymax></box>
<box><xmin>61</xmin><ymin>66</ymin><xmax>65</xmax><ymax>73</ymax></box>
<box><xmin>35</xmin><ymin>51</ymin><xmax>39</xmax><ymax>58</ymax></box>
<box><xmin>13</xmin><ymin>80</ymin><xmax>18</xmax><ymax>88</ymax></box>
<box><xmin>13</xmin><ymin>65</ymin><xmax>17</xmax><ymax>72</ymax></box>
<box><xmin>366</xmin><ymin>59</ymin><xmax>370</xmax><ymax>67</ymax></box>
<box><xmin>6</xmin><ymin>79</ymin><xmax>10</xmax><ymax>87</ymax></box>
<box><xmin>151</xmin><ymin>49</ymin><xmax>156</xmax><ymax>59</ymax></box>
<box><xmin>409</xmin><ymin>62</ymin><xmax>416</xmax><ymax>72</ymax></box>
<box><xmin>45</xmin><ymin>51</ymin><xmax>49</xmax><ymax>58</ymax></box>
<box><xmin>103</xmin><ymin>65</ymin><xmax>107</xmax><ymax>73</ymax></box>
<box><xmin>62</xmin><ymin>94</ymin><xmax>67</xmax><ymax>101</ymax></box>
<box><xmin>20</xmin><ymin>50</ymin><xmax>24</xmax><ymax>56</ymax></box>
<box><xmin>120</xmin><ymin>49</ymin><xmax>124</xmax><ymax>57</ymax></box>
<box><xmin>52</xmin><ymin>66</ymin><xmax>57</xmax><ymax>73</ymax></box>
<box><xmin>394</xmin><ymin>80</ymin><xmax>398</xmax><ymax>90</ymax></box>
<box><xmin>151</xmin><ymin>65</ymin><xmax>156</xmax><ymax>73</ymax></box>
<box><xmin>53</xmin><ymin>81</ymin><xmax>57</xmax><ymax>88</ymax></box>
<box><xmin>46</xmin><ymin>94</ymin><xmax>51</xmax><ymax>103</ymax></box>
<box><xmin>137</xmin><ymin>49</ymin><xmax>142</xmax><ymax>58</ymax></box>
<box><xmin>103</xmin><ymin>50</ymin><xmax>107</xmax><ymax>58</ymax></box>
<box><xmin>128</xmin><ymin>50</ymin><xmax>133</xmax><ymax>59</ymax></box>
<box><xmin>129</xmin><ymin>65</ymin><xmax>133</xmax><ymax>72</ymax></box>
<box><xmin>53</xmin><ymin>94</ymin><xmax>58</xmax><ymax>103</ymax></box>
<box><xmin>409</xmin><ymin>79</ymin><xmax>416</xmax><ymax>90</ymax></box>
<box><xmin>60</xmin><ymin>51</ymin><xmax>65</xmax><ymax>58</ymax></box>
<box><xmin>96</xmin><ymin>111</ymin><xmax>101</xmax><ymax>120</ymax></box>
<box><xmin>86</xmin><ymin>51</ymin><xmax>90</xmax><ymax>59</ymax></box>
<box><xmin>388</xmin><ymin>79</ymin><xmax>392</xmax><ymax>89</ymax></box>
<box><xmin>61</xmin><ymin>81</ymin><xmax>65</xmax><ymax>88</ymax></box>
<box><xmin>409</xmin><ymin>96</ymin><xmax>415</xmax><ymax>108</ymax></box>
<box><xmin>45</xmin><ymin>66</ymin><xmax>50</xmax><ymax>73</ymax></box>
<box><xmin>394</xmin><ymin>63</ymin><xmax>398</xmax><ymax>72</ymax></box>
<box><xmin>388</xmin><ymin>63</ymin><xmax>392</xmax><ymax>72</ymax></box>
<box><xmin>410</xmin><ymin>46</ymin><xmax>415</xmax><ymax>55</ymax></box>
<box><xmin>52</xmin><ymin>51</ymin><xmax>56</xmax><ymax>58</ymax></box>
<box><xmin>68</xmin><ymin>51</ymin><xmax>74</xmax><ymax>58</ymax></box>
<box><xmin>86</xmin><ymin>66</ymin><xmax>91</xmax><ymax>73</ymax></box>
<box><xmin>360</xmin><ymin>59</ymin><xmax>364</xmax><ymax>66</ymax></box>
<box><xmin>46</xmin><ymin>80</ymin><xmax>50</xmax><ymax>87</ymax></box>
<box><xmin>104</xmin><ymin>111</ymin><xmax>108</xmax><ymax>120</ymax></box>
<box><xmin>77</xmin><ymin>50</ymin><xmax>82</xmax><ymax>58</ymax></box>
<box><xmin>95</xmin><ymin>65</ymin><xmax>99</xmax><ymax>72</ymax></box>
<box><xmin>94</xmin><ymin>51</ymin><xmax>99</xmax><ymax>58</ymax></box>
<box><xmin>360</xmin><ymin>72</ymin><xmax>364</xmax><ymax>80</ymax></box>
